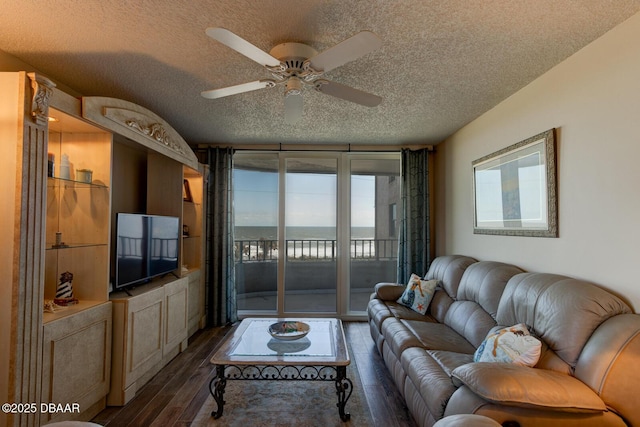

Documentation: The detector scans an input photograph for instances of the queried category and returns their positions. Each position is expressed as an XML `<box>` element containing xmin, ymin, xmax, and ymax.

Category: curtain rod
<box><xmin>194</xmin><ymin>143</ymin><xmax>434</xmax><ymax>152</ymax></box>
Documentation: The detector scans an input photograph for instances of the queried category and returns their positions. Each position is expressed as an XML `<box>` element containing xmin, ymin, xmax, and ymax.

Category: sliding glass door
<box><xmin>233</xmin><ymin>152</ymin><xmax>400</xmax><ymax>317</ymax></box>
<box><xmin>233</xmin><ymin>154</ymin><xmax>279</xmax><ymax>312</ymax></box>
<box><xmin>284</xmin><ymin>157</ymin><xmax>337</xmax><ymax>312</ymax></box>
<box><xmin>349</xmin><ymin>157</ymin><xmax>401</xmax><ymax>312</ymax></box>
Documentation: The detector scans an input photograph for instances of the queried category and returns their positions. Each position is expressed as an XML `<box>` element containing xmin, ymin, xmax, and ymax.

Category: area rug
<box><xmin>192</xmin><ymin>355</ymin><xmax>373</xmax><ymax>426</ymax></box>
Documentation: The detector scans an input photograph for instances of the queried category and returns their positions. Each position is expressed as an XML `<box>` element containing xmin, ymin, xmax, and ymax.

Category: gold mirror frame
<box><xmin>472</xmin><ymin>129</ymin><xmax>558</xmax><ymax>237</ymax></box>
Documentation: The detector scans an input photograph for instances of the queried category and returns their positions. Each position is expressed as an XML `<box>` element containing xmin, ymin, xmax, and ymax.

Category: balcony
<box><xmin>235</xmin><ymin>238</ymin><xmax>398</xmax><ymax>312</ymax></box>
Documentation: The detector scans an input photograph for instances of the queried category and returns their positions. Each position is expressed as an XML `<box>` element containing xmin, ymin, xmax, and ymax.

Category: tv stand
<box><xmin>158</xmin><ymin>271</ymin><xmax>178</xmax><ymax>280</ymax></box>
<box><xmin>109</xmin><ymin>275</ymin><xmax>189</xmax><ymax>405</ymax></box>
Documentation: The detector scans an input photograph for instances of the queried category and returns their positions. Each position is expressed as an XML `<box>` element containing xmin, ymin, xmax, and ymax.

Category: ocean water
<box><xmin>234</xmin><ymin>226</ymin><xmax>375</xmax><ymax>240</ymax></box>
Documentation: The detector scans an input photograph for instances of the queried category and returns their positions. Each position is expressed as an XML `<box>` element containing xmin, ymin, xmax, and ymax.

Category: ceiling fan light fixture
<box><xmin>284</xmin><ymin>90</ymin><xmax>303</xmax><ymax>124</ymax></box>
<box><xmin>285</xmin><ymin>77</ymin><xmax>302</xmax><ymax>97</ymax></box>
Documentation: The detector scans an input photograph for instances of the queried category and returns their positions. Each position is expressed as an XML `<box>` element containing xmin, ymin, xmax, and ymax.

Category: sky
<box><xmin>233</xmin><ymin>169</ymin><xmax>375</xmax><ymax>228</ymax></box>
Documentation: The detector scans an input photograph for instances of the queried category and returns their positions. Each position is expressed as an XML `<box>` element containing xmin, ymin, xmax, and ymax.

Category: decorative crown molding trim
<box><xmin>103</xmin><ymin>107</ymin><xmax>188</xmax><ymax>157</ymax></box>
<box><xmin>124</xmin><ymin>118</ymin><xmax>186</xmax><ymax>155</ymax></box>
<box><xmin>82</xmin><ymin>97</ymin><xmax>199</xmax><ymax>170</ymax></box>
<box><xmin>27</xmin><ymin>73</ymin><xmax>56</xmax><ymax>126</ymax></box>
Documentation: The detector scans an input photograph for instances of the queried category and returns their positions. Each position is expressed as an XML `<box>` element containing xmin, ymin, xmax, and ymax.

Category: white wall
<box><xmin>436</xmin><ymin>11</ymin><xmax>640</xmax><ymax>311</ymax></box>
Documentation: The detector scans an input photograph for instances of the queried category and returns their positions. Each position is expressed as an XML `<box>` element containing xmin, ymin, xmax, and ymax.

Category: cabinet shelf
<box><xmin>48</xmin><ymin>176</ymin><xmax>109</xmax><ymax>189</ymax></box>
<box><xmin>42</xmin><ymin>299</ymin><xmax>107</xmax><ymax>324</ymax></box>
<box><xmin>182</xmin><ymin>168</ymin><xmax>203</xmax><ymax>276</ymax></box>
<box><xmin>46</xmin><ymin>242</ymin><xmax>108</xmax><ymax>251</ymax></box>
<box><xmin>45</xmin><ymin>109</ymin><xmax>112</xmax><ymax>311</ymax></box>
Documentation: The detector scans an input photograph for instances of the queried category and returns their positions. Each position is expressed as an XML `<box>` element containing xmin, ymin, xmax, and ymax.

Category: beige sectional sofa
<box><xmin>367</xmin><ymin>255</ymin><xmax>640</xmax><ymax>427</ymax></box>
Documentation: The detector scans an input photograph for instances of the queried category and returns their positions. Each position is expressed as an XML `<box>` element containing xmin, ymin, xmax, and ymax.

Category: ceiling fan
<box><xmin>201</xmin><ymin>27</ymin><xmax>383</xmax><ymax>123</ymax></box>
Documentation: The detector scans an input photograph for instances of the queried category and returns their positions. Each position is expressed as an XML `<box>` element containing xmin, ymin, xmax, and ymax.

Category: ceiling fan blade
<box><xmin>205</xmin><ymin>27</ymin><xmax>280</xmax><ymax>68</ymax></box>
<box><xmin>314</xmin><ymin>80</ymin><xmax>382</xmax><ymax>107</ymax></box>
<box><xmin>201</xmin><ymin>80</ymin><xmax>275</xmax><ymax>99</ymax></box>
<box><xmin>284</xmin><ymin>92</ymin><xmax>303</xmax><ymax>124</ymax></box>
<box><xmin>306</xmin><ymin>31</ymin><xmax>382</xmax><ymax>73</ymax></box>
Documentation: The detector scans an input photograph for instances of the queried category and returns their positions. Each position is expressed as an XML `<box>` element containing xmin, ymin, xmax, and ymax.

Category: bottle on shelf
<box><xmin>48</xmin><ymin>153</ymin><xmax>55</xmax><ymax>177</ymax></box>
<box><xmin>59</xmin><ymin>153</ymin><xmax>70</xmax><ymax>179</ymax></box>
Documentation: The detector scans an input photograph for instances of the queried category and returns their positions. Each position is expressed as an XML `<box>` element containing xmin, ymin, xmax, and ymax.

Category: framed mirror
<box><xmin>472</xmin><ymin>129</ymin><xmax>557</xmax><ymax>237</ymax></box>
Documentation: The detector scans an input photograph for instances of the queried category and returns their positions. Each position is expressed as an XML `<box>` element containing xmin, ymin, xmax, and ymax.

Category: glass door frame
<box><xmin>277</xmin><ymin>152</ymin><xmax>341</xmax><ymax>317</ymax></box>
<box><xmin>235</xmin><ymin>151</ymin><xmax>401</xmax><ymax>320</ymax></box>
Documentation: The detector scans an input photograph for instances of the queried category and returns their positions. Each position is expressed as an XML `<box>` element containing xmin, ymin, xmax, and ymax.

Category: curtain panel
<box><xmin>205</xmin><ymin>147</ymin><xmax>237</xmax><ymax>327</ymax></box>
<box><xmin>397</xmin><ymin>148</ymin><xmax>432</xmax><ymax>284</ymax></box>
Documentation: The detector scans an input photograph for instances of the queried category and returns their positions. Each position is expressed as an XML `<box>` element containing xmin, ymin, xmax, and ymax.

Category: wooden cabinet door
<box><xmin>164</xmin><ymin>277</ymin><xmax>189</xmax><ymax>357</ymax></box>
<box><xmin>41</xmin><ymin>302</ymin><xmax>112</xmax><ymax>424</ymax></box>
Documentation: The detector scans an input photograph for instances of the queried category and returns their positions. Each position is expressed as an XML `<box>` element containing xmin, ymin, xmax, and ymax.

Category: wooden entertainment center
<box><xmin>0</xmin><ymin>72</ymin><xmax>206</xmax><ymax>425</ymax></box>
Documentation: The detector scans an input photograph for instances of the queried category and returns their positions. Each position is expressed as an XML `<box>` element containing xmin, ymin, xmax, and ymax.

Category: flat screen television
<box><xmin>114</xmin><ymin>213</ymin><xmax>180</xmax><ymax>290</ymax></box>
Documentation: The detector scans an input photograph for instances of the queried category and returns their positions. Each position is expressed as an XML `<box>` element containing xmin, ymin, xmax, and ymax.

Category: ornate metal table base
<box><xmin>209</xmin><ymin>364</ymin><xmax>353</xmax><ymax>421</ymax></box>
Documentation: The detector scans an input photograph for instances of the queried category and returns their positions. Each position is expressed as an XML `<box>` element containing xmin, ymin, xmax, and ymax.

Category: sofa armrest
<box><xmin>374</xmin><ymin>282</ymin><xmax>404</xmax><ymax>301</ymax></box>
<box><xmin>451</xmin><ymin>362</ymin><xmax>606</xmax><ymax>413</ymax></box>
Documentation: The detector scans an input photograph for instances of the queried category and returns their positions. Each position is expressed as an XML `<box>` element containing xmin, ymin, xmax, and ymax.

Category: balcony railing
<box><xmin>234</xmin><ymin>238</ymin><xmax>398</xmax><ymax>263</ymax></box>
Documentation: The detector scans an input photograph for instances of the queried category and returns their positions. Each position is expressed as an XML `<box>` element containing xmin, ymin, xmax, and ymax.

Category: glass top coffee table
<box><xmin>209</xmin><ymin>317</ymin><xmax>352</xmax><ymax>421</ymax></box>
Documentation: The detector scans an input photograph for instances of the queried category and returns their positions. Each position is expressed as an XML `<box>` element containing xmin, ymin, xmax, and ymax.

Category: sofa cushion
<box><xmin>374</xmin><ymin>282</ymin><xmax>405</xmax><ymax>301</ymax></box>
<box><xmin>402</xmin><ymin>347</ymin><xmax>459</xmax><ymax>420</ymax></box>
<box><xmin>433</xmin><ymin>414</ymin><xmax>502</xmax><ymax>427</ymax></box>
<box><xmin>444</xmin><ymin>261</ymin><xmax>524</xmax><ymax>348</ymax></box>
<box><xmin>496</xmin><ymin>273</ymin><xmax>632</xmax><ymax>369</ymax></box>
<box><xmin>370</xmin><ymin>283</ymin><xmax>438</xmax><ymax>322</ymax></box>
<box><xmin>382</xmin><ymin>317</ymin><xmax>425</xmax><ymax>356</ymax></box>
<box><xmin>451</xmin><ymin>363</ymin><xmax>607</xmax><ymax>413</ymax></box>
<box><xmin>424</xmin><ymin>255</ymin><xmax>477</xmax><ymax>300</ymax></box>
<box><xmin>389</xmin><ymin>301</ymin><xmax>438</xmax><ymax>322</ymax></box>
<box><xmin>402</xmin><ymin>320</ymin><xmax>476</xmax><ymax>354</ymax></box>
<box><xmin>575</xmin><ymin>314</ymin><xmax>640</xmax><ymax>427</ymax></box>
<box><xmin>474</xmin><ymin>323</ymin><xmax>541</xmax><ymax>367</ymax></box>
<box><xmin>444</xmin><ymin>301</ymin><xmax>500</xmax><ymax>349</ymax></box>
<box><xmin>428</xmin><ymin>288</ymin><xmax>456</xmax><ymax>323</ymax></box>
<box><xmin>426</xmin><ymin>350</ymin><xmax>474</xmax><ymax>378</ymax></box>
<box><xmin>397</xmin><ymin>274</ymin><xmax>439</xmax><ymax>314</ymax></box>
<box><xmin>367</xmin><ymin>298</ymin><xmax>394</xmax><ymax>330</ymax></box>
<box><xmin>456</xmin><ymin>261</ymin><xmax>525</xmax><ymax>320</ymax></box>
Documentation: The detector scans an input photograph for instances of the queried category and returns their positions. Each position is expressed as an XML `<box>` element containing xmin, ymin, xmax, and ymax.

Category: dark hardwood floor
<box><xmin>92</xmin><ymin>321</ymin><xmax>417</xmax><ymax>426</ymax></box>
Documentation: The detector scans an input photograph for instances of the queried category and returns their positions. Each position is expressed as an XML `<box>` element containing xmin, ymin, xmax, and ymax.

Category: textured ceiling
<box><xmin>1</xmin><ymin>1</ymin><xmax>639</xmax><ymax>147</ymax></box>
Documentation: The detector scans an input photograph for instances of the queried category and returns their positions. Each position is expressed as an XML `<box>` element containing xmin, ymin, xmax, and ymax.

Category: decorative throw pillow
<box><xmin>396</xmin><ymin>274</ymin><xmax>438</xmax><ymax>315</ymax></box>
<box><xmin>474</xmin><ymin>323</ymin><xmax>542</xmax><ymax>367</ymax></box>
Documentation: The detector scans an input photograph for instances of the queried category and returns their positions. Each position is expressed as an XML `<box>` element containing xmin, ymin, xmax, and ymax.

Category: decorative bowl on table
<box><xmin>268</xmin><ymin>321</ymin><xmax>310</xmax><ymax>341</ymax></box>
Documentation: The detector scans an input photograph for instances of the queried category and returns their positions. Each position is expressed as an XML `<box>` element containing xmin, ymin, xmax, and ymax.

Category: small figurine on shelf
<box><xmin>52</xmin><ymin>231</ymin><xmax>68</xmax><ymax>249</ymax></box>
<box><xmin>54</xmin><ymin>271</ymin><xmax>78</xmax><ymax>306</ymax></box>
<box><xmin>43</xmin><ymin>300</ymin><xmax>62</xmax><ymax>313</ymax></box>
